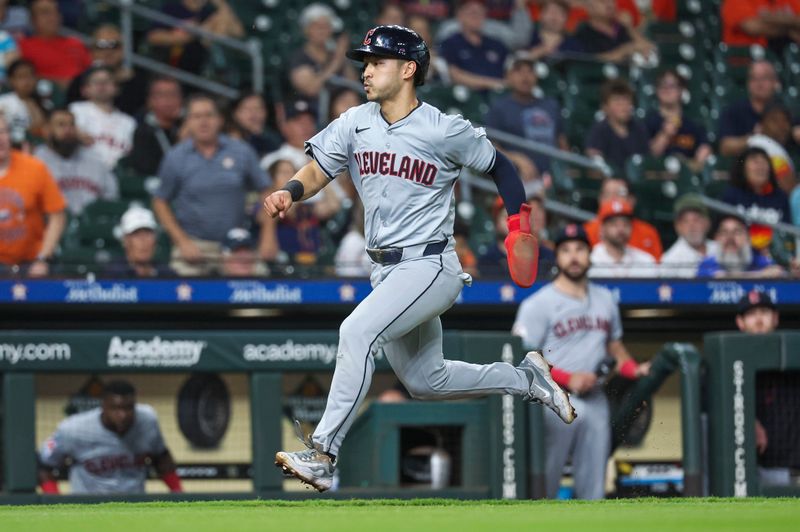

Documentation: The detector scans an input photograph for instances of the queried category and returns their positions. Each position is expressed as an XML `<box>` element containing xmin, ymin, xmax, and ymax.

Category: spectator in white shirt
<box><xmin>589</xmin><ymin>198</ymin><xmax>657</xmax><ymax>278</ymax></box>
<box><xmin>69</xmin><ymin>65</ymin><xmax>136</xmax><ymax>169</ymax></box>
<box><xmin>660</xmin><ymin>194</ymin><xmax>717</xmax><ymax>278</ymax></box>
<box><xmin>0</xmin><ymin>58</ymin><xmax>46</xmax><ymax>141</ymax></box>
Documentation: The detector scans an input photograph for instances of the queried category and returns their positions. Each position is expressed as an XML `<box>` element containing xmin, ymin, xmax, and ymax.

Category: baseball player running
<box><xmin>512</xmin><ymin>224</ymin><xmax>650</xmax><ymax>499</ymax></box>
<box><xmin>38</xmin><ymin>380</ymin><xmax>182</xmax><ymax>495</ymax></box>
<box><xmin>266</xmin><ymin>25</ymin><xmax>574</xmax><ymax>492</ymax></box>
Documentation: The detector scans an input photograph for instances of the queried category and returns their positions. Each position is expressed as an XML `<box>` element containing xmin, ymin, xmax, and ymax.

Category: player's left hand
<box><xmin>636</xmin><ymin>361</ymin><xmax>652</xmax><ymax>377</ymax></box>
<box><xmin>504</xmin><ymin>203</ymin><xmax>539</xmax><ymax>288</ymax></box>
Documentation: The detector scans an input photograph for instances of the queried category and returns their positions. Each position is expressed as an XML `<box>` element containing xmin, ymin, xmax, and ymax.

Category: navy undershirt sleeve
<box><xmin>488</xmin><ymin>150</ymin><xmax>526</xmax><ymax>216</ymax></box>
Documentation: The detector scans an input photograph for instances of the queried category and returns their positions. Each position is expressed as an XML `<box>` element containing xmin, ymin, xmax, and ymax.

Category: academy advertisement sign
<box><xmin>107</xmin><ymin>336</ymin><xmax>206</xmax><ymax>368</ymax></box>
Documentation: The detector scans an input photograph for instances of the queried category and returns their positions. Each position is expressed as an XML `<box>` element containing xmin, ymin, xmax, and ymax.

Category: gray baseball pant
<box><xmin>312</xmin><ymin>251</ymin><xmax>531</xmax><ymax>455</ymax></box>
<box><xmin>543</xmin><ymin>391</ymin><xmax>610</xmax><ymax>499</ymax></box>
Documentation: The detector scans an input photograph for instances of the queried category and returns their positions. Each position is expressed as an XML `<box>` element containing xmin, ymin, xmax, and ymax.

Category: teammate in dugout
<box><xmin>512</xmin><ymin>224</ymin><xmax>650</xmax><ymax>499</ymax></box>
<box><xmin>37</xmin><ymin>380</ymin><xmax>182</xmax><ymax>495</ymax></box>
<box><xmin>266</xmin><ymin>25</ymin><xmax>576</xmax><ymax>492</ymax></box>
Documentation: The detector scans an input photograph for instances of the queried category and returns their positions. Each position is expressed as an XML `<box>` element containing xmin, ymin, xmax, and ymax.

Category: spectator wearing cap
<box><xmin>483</xmin><ymin>54</ymin><xmax>567</xmax><ymax>181</ymax></box>
<box><xmin>18</xmin><ymin>0</ymin><xmax>91</xmax><ymax>88</ymax></box>
<box><xmin>220</xmin><ymin>227</ymin><xmax>267</xmax><ymax>277</ymax></box>
<box><xmin>660</xmin><ymin>194</ymin><xmax>717</xmax><ymax>278</ymax></box>
<box><xmin>584</xmin><ymin>177</ymin><xmax>663</xmax><ymax>260</ymax></box>
<box><xmin>722</xmin><ymin>146</ymin><xmax>792</xmax><ymax>254</ymax></box>
<box><xmin>697</xmin><ymin>214</ymin><xmax>785</xmax><ymax>278</ymax></box>
<box><xmin>226</xmin><ymin>92</ymin><xmax>282</xmax><ymax>158</ymax></box>
<box><xmin>435</xmin><ymin>0</ymin><xmax>534</xmax><ymax>52</ymax></box>
<box><xmin>572</xmin><ymin>0</ymin><xmax>654</xmax><ymax>64</ymax></box>
<box><xmin>66</xmin><ymin>24</ymin><xmax>149</xmax><ymax>117</ymax></box>
<box><xmin>0</xmin><ymin>59</ymin><xmax>47</xmax><ymax>142</ymax></box>
<box><xmin>585</xmin><ymin>80</ymin><xmax>650</xmax><ymax>173</ymax></box>
<box><xmin>152</xmin><ymin>94</ymin><xmax>271</xmax><ymax>276</ymax></box>
<box><xmin>438</xmin><ymin>0</ymin><xmax>509</xmax><ymax>92</ymax></box>
<box><xmin>477</xmin><ymin>195</ymin><xmax>555</xmax><ymax>277</ymax></box>
<box><xmin>734</xmin><ymin>289</ymin><xmax>799</xmax><ymax>487</ymax></box>
<box><xmin>748</xmin><ymin>101</ymin><xmax>800</xmax><ymax>197</ymax></box>
<box><xmin>718</xmin><ymin>60</ymin><xmax>790</xmax><ymax>157</ymax></box>
<box><xmin>588</xmin><ymin>198</ymin><xmax>657</xmax><ymax>278</ymax></box>
<box><xmin>147</xmin><ymin>0</ymin><xmax>243</xmax><ymax>75</ymax></box>
<box><xmin>104</xmin><ymin>206</ymin><xmax>174</xmax><ymax>278</ymax></box>
<box><xmin>289</xmin><ymin>3</ymin><xmax>357</xmax><ymax>102</ymax></box>
<box><xmin>69</xmin><ymin>66</ymin><xmax>136</xmax><ymax>169</ymax></box>
<box><xmin>0</xmin><ymin>114</ymin><xmax>66</xmax><ymax>277</ymax></box>
<box><xmin>34</xmin><ymin>108</ymin><xmax>118</xmax><ymax>216</ymax></box>
<box><xmin>523</xmin><ymin>0</ymin><xmax>583</xmax><ymax>61</ymax></box>
<box><xmin>646</xmin><ymin>69</ymin><xmax>712</xmax><ymax>172</ymax></box>
<box><xmin>128</xmin><ymin>76</ymin><xmax>184</xmax><ymax>177</ymax></box>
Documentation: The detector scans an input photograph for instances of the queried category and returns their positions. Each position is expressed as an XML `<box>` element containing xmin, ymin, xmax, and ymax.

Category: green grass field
<box><xmin>1</xmin><ymin>498</ymin><xmax>798</xmax><ymax>531</ymax></box>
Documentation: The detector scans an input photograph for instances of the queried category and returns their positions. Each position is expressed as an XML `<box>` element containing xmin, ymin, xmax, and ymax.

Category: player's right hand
<box><xmin>568</xmin><ymin>372</ymin><xmax>597</xmax><ymax>395</ymax></box>
<box><xmin>263</xmin><ymin>190</ymin><xmax>294</xmax><ymax>219</ymax></box>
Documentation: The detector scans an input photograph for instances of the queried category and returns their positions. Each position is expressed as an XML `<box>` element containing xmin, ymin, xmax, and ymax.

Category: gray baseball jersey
<box><xmin>512</xmin><ymin>283</ymin><xmax>622</xmax><ymax>374</ymax></box>
<box><xmin>512</xmin><ymin>282</ymin><xmax>621</xmax><ymax>499</ymax></box>
<box><xmin>39</xmin><ymin>405</ymin><xmax>166</xmax><ymax>494</ymax></box>
<box><xmin>303</xmin><ymin>101</ymin><xmax>538</xmax><ymax>457</ymax></box>
<box><xmin>305</xmin><ymin>101</ymin><xmax>496</xmax><ymax>248</ymax></box>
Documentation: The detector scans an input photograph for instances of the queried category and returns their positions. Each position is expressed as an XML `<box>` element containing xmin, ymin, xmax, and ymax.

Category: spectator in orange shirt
<box><xmin>722</xmin><ymin>0</ymin><xmax>800</xmax><ymax>51</ymax></box>
<box><xmin>18</xmin><ymin>0</ymin><xmax>91</xmax><ymax>88</ymax></box>
<box><xmin>528</xmin><ymin>0</ymin><xmax>642</xmax><ymax>32</ymax></box>
<box><xmin>0</xmin><ymin>115</ymin><xmax>66</xmax><ymax>277</ymax></box>
<box><xmin>583</xmin><ymin>177</ymin><xmax>663</xmax><ymax>261</ymax></box>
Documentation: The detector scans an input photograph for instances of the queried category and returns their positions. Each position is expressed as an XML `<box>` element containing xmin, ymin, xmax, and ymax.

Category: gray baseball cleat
<box><xmin>275</xmin><ymin>422</ymin><xmax>335</xmax><ymax>492</ymax></box>
<box><xmin>518</xmin><ymin>350</ymin><xmax>576</xmax><ymax>424</ymax></box>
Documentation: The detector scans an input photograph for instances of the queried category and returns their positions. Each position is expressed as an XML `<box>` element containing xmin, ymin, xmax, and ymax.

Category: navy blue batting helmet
<box><xmin>347</xmin><ymin>25</ymin><xmax>430</xmax><ymax>86</ymax></box>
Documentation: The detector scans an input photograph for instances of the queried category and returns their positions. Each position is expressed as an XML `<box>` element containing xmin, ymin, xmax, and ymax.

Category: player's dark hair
<box><xmin>104</xmin><ymin>380</ymin><xmax>136</xmax><ymax>398</ymax></box>
<box><xmin>600</xmin><ymin>79</ymin><xmax>635</xmax><ymax>104</ymax></box>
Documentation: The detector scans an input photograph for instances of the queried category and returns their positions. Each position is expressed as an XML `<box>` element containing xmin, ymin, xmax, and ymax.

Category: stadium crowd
<box><xmin>0</xmin><ymin>0</ymin><xmax>798</xmax><ymax>279</ymax></box>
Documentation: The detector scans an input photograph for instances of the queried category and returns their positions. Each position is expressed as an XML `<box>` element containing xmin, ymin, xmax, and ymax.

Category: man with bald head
<box><xmin>718</xmin><ymin>60</ymin><xmax>787</xmax><ymax>156</ymax></box>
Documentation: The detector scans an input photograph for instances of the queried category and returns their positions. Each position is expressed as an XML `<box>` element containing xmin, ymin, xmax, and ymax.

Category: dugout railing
<box><xmin>527</xmin><ymin>342</ymin><xmax>704</xmax><ymax>498</ymax></box>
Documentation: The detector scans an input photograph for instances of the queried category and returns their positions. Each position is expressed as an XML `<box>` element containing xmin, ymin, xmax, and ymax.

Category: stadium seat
<box><xmin>625</xmin><ymin>155</ymin><xmax>702</xmax><ymax>193</ymax></box>
<box><xmin>80</xmin><ymin>199</ymin><xmax>131</xmax><ymax>225</ymax></box>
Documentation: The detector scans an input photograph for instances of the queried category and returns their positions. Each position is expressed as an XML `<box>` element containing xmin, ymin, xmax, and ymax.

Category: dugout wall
<box><xmin>706</xmin><ymin>331</ymin><xmax>800</xmax><ymax>497</ymax></box>
<box><xmin>0</xmin><ymin>330</ymin><xmax>529</xmax><ymax>502</ymax></box>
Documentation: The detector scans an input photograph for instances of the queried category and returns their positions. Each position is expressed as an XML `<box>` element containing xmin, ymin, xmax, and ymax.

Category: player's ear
<box><xmin>402</xmin><ymin>60</ymin><xmax>417</xmax><ymax>82</ymax></box>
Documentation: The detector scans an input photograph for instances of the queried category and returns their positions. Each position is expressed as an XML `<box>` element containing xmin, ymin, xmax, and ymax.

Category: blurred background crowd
<box><xmin>1</xmin><ymin>0</ymin><xmax>800</xmax><ymax>280</ymax></box>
